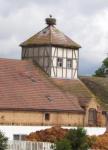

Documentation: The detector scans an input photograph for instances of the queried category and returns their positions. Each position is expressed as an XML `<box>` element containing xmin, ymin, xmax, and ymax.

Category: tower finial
<box><xmin>45</xmin><ymin>15</ymin><xmax>56</xmax><ymax>26</ymax></box>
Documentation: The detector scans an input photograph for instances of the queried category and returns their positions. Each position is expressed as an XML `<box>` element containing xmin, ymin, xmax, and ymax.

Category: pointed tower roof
<box><xmin>20</xmin><ymin>16</ymin><xmax>81</xmax><ymax>49</ymax></box>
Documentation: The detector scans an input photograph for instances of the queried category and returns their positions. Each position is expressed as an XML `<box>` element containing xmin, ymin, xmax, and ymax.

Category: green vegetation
<box><xmin>66</xmin><ymin>128</ymin><xmax>89</xmax><ymax>150</ymax></box>
<box><xmin>0</xmin><ymin>131</ymin><xmax>8</xmax><ymax>150</ymax></box>
<box><xmin>94</xmin><ymin>57</ymin><xmax>108</xmax><ymax>77</ymax></box>
<box><xmin>53</xmin><ymin>128</ymin><xmax>90</xmax><ymax>150</ymax></box>
<box><xmin>52</xmin><ymin>139</ymin><xmax>71</xmax><ymax>150</ymax></box>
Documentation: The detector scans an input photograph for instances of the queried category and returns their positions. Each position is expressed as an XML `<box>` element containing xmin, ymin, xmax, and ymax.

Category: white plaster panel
<box><xmin>39</xmin><ymin>58</ymin><xmax>43</xmax><ymax>66</ymax></box>
<box><xmin>57</xmin><ymin>68</ymin><xmax>62</xmax><ymax>78</ymax></box>
<box><xmin>52</xmin><ymin>47</ymin><xmax>57</xmax><ymax>57</ymax></box>
<box><xmin>34</xmin><ymin>48</ymin><xmax>38</xmax><ymax>56</ymax></box>
<box><xmin>72</xmin><ymin>70</ymin><xmax>77</xmax><ymax>79</ymax></box>
<box><xmin>58</xmin><ymin>48</ymin><xmax>63</xmax><ymax>57</ymax></box>
<box><xmin>44</xmin><ymin>58</ymin><xmax>49</xmax><ymax>67</ymax></box>
<box><xmin>52</xmin><ymin>47</ymin><xmax>55</xmax><ymax>56</ymax></box>
<box><xmin>67</xmin><ymin>49</ymin><xmax>72</xmax><ymax>58</ymax></box>
<box><xmin>28</xmin><ymin>48</ymin><xmax>33</xmax><ymax>57</ymax></box>
<box><xmin>73</xmin><ymin>60</ymin><xmax>77</xmax><ymax>69</ymax></box>
<box><xmin>45</xmin><ymin>48</ymin><xmax>50</xmax><ymax>56</ymax></box>
<box><xmin>51</xmin><ymin>68</ymin><xmax>54</xmax><ymax>77</ymax></box>
<box><xmin>52</xmin><ymin>57</ymin><xmax>57</xmax><ymax>67</ymax></box>
<box><xmin>39</xmin><ymin>48</ymin><xmax>44</xmax><ymax>56</ymax></box>
<box><xmin>63</xmin><ymin>69</ymin><xmax>66</xmax><ymax>78</ymax></box>
<box><xmin>67</xmin><ymin>69</ymin><xmax>72</xmax><ymax>79</ymax></box>
<box><xmin>63</xmin><ymin>58</ymin><xmax>66</xmax><ymax>68</ymax></box>
<box><xmin>74</xmin><ymin>71</ymin><xmax>78</xmax><ymax>79</ymax></box>
<box><xmin>73</xmin><ymin>50</ymin><xmax>78</xmax><ymax>58</ymax></box>
<box><xmin>63</xmin><ymin>49</ymin><xmax>66</xmax><ymax>57</ymax></box>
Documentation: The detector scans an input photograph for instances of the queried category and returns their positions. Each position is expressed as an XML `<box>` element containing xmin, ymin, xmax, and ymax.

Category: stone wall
<box><xmin>0</xmin><ymin>111</ymin><xmax>84</xmax><ymax>126</ymax></box>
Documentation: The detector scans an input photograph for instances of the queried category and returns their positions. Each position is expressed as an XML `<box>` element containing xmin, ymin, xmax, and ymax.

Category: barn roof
<box><xmin>52</xmin><ymin>78</ymin><xmax>94</xmax><ymax>107</ymax></box>
<box><xmin>0</xmin><ymin>58</ymin><xmax>83</xmax><ymax>113</ymax></box>
<box><xmin>20</xmin><ymin>17</ymin><xmax>81</xmax><ymax>49</ymax></box>
<box><xmin>81</xmin><ymin>77</ymin><xmax>108</xmax><ymax>111</ymax></box>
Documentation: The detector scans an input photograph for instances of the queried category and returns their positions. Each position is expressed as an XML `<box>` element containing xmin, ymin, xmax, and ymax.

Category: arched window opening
<box><xmin>88</xmin><ymin>108</ymin><xmax>97</xmax><ymax>126</ymax></box>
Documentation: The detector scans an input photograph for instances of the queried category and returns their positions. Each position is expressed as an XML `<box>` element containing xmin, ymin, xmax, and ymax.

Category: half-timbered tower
<box><xmin>20</xmin><ymin>16</ymin><xmax>81</xmax><ymax>79</ymax></box>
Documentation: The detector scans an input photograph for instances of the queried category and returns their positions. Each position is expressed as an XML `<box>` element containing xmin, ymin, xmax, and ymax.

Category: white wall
<box><xmin>51</xmin><ymin>47</ymin><xmax>78</xmax><ymax>79</ymax></box>
<box><xmin>22</xmin><ymin>46</ymin><xmax>79</xmax><ymax>79</ymax></box>
<box><xmin>0</xmin><ymin>126</ymin><xmax>106</xmax><ymax>140</ymax></box>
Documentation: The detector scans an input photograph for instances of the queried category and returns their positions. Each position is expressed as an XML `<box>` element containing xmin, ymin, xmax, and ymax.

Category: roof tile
<box><xmin>0</xmin><ymin>58</ymin><xmax>83</xmax><ymax>112</ymax></box>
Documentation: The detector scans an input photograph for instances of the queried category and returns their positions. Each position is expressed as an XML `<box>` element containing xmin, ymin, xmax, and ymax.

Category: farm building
<box><xmin>0</xmin><ymin>16</ymin><xmax>107</xmax><ymax>127</ymax></box>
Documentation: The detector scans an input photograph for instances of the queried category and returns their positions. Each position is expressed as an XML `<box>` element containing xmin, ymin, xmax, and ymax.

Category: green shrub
<box><xmin>0</xmin><ymin>131</ymin><xmax>8</xmax><ymax>150</ymax></box>
<box><xmin>65</xmin><ymin>128</ymin><xmax>89</xmax><ymax>150</ymax></box>
<box><xmin>52</xmin><ymin>139</ymin><xmax>71</xmax><ymax>150</ymax></box>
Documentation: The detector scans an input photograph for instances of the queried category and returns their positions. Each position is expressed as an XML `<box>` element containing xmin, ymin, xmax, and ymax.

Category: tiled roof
<box><xmin>81</xmin><ymin>77</ymin><xmax>108</xmax><ymax>110</ymax></box>
<box><xmin>20</xmin><ymin>25</ymin><xmax>81</xmax><ymax>49</ymax></box>
<box><xmin>0</xmin><ymin>58</ymin><xmax>83</xmax><ymax>112</ymax></box>
<box><xmin>52</xmin><ymin>79</ymin><xmax>94</xmax><ymax>107</ymax></box>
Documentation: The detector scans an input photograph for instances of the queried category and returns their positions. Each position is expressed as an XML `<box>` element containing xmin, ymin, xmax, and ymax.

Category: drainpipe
<box><xmin>106</xmin><ymin>112</ymin><xmax>108</xmax><ymax>133</ymax></box>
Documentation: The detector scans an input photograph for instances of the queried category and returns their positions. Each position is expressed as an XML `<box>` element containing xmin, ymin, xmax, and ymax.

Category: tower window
<box><xmin>67</xmin><ymin>59</ymin><xmax>72</xmax><ymax>69</ymax></box>
<box><xmin>45</xmin><ymin>113</ymin><xmax>50</xmax><ymax>121</ymax></box>
<box><xmin>57</xmin><ymin>57</ymin><xmax>63</xmax><ymax>67</ymax></box>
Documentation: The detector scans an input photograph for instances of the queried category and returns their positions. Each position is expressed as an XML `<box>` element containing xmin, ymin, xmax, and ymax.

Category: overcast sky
<box><xmin>0</xmin><ymin>0</ymin><xmax>108</xmax><ymax>75</ymax></box>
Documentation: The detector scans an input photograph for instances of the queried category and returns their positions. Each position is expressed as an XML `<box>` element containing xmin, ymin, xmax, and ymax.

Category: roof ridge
<box><xmin>49</xmin><ymin>25</ymin><xmax>52</xmax><ymax>44</ymax></box>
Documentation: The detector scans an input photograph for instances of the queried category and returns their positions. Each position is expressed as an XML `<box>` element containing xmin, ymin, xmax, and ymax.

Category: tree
<box><xmin>103</xmin><ymin>57</ymin><xmax>108</xmax><ymax>68</ymax></box>
<box><xmin>65</xmin><ymin>128</ymin><xmax>89</xmax><ymax>150</ymax></box>
<box><xmin>94</xmin><ymin>57</ymin><xmax>108</xmax><ymax>77</ymax></box>
<box><xmin>0</xmin><ymin>131</ymin><xmax>8</xmax><ymax>150</ymax></box>
<box><xmin>52</xmin><ymin>139</ymin><xmax>71</xmax><ymax>150</ymax></box>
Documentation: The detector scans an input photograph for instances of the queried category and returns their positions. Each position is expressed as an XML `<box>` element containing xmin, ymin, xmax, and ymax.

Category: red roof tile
<box><xmin>0</xmin><ymin>58</ymin><xmax>83</xmax><ymax>112</ymax></box>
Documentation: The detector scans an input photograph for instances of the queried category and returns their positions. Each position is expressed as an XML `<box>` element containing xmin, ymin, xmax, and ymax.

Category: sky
<box><xmin>0</xmin><ymin>0</ymin><xmax>108</xmax><ymax>75</ymax></box>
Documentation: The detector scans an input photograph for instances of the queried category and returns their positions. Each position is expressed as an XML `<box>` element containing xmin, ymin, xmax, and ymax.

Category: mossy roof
<box><xmin>52</xmin><ymin>78</ymin><xmax>94</xmax><ymax>107</ymax></box>
<box><xmin>20</xmin><ymin>25</ymin><xmax>81</xmax><ymax>49</ymax></box>
<box><xmin>81</xmin><ymin>77</ymin><xmax>108</xmax><ymax>111</ymax></box>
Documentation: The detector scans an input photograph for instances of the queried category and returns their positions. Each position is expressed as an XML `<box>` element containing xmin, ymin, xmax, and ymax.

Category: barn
<box><xmin>0</xmin><ymin>16</ymin><xmax>106</xmax><ymax>127</ymax></box>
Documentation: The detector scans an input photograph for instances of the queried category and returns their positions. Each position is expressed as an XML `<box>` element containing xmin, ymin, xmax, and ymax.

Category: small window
<box><xmin>57</xmin><ymin>57</ymin><xmax>63</xmax><ymax>67</ymax></box>
<box><xmin>45</xmin><ymin>113</ymin><xmax>50</xmax><ymax>121</ymax></box>
<box><xmin>13</xmin><ymin>134</ymin><xmax>26</xmax><ymax>141</ymax></box>
<box><xmin>67</xmin><ymin>59</ymin><xmax>72</xmax><ymax>69</ymax></box>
